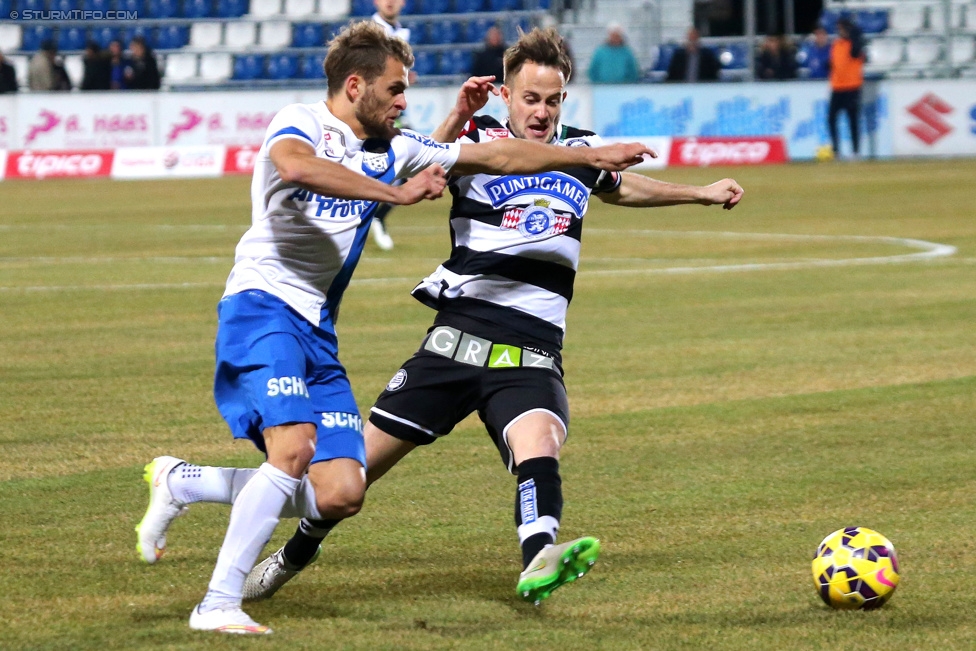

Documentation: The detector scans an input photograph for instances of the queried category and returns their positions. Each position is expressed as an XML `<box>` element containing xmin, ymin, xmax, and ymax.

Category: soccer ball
<box><xmin>811</xmin><ymin>527</ymin><xmax>900</xmax><ymax>610</ymax></box>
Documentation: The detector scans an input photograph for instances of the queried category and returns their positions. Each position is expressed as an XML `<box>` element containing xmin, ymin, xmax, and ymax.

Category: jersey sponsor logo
<box><xmin>401</xmin><ymin>130</ymin><xmax>451</xmax><ymax>149</ymax></box>
<box><xmin>485</xmin><ymin>128</ymin><xmax>510</xmax><ymax>139</ymax></box>
<box><xmin>266</xmin><ymin>376</ymin><xmax>309</xmax><ymax>398</ymax></box>
<box><xmin>320</xmin><ymin>412</ymin><xmax>364</xmax><ymax>432</ymax></box>
<box><xmin>501</xmin><ymin>199</ymin><xmax>572</xmax><ymax>239</ymax></box>
<box><xmin>483</xmin><ymin>172</ymin><xmax>589</xmax><ymax>215</ymax></box>
<box><xmin>322</xmin><ymin>126</ymin><xmax>345</xmax><ymax>159</ymax></box>
<box><xmin>563</xmin><ymin>137</ymin><xmax>591</xmax><ymax>147</ymax></box>
<box><xmin>287</xmin><ymin>188</ymin><xmax>373</xmax><ymax>219</ymax></box>
<box><xmin>386</xmin><ymin>369</ymin><xmax>408</xmax><ymax>391</ymax></box>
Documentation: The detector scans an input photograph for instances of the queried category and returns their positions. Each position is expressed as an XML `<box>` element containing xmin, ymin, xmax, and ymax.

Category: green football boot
<box><xmin>516</xmin><ymin>536</ymin><xmax>601</xmax><ymax>605</ymax></box>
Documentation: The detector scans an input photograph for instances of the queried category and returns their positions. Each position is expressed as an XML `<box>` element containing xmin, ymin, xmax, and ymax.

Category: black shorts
<box><xmin>369</xmin><ymin>344</ymin><xmax>570</xmax><ymax>473</ymax></box>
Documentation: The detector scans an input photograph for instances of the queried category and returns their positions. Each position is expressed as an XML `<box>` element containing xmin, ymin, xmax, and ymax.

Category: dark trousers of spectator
<box><xmin>829</xmin><ymin>89</ymin><xmax>861</xmax><ymax>156</ymax></box>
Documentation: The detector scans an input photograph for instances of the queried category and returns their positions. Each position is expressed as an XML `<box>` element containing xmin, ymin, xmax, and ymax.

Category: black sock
<box><xmin>373</xmin><ymin>203</ymin><xmax>393</xmax><ymax>224</ymax></box>
<box><xmin>281</xmin><ymin>518</ymin><xmax>340</xmax><ymax>569</ymax></box>
<box><xmin>515</xmin><ymin>456</ymin><xmax>563</xmax><ymax>569</ymax></box>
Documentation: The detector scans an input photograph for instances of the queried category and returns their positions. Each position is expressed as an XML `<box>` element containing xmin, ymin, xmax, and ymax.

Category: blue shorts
<box><xmin>213</xmin><ymin>290</ymin><xmax>366</xmax><ymax>468</ymax></box>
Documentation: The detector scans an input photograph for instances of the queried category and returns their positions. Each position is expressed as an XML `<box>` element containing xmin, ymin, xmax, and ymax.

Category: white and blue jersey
<box><xmin>214</xmin><ymin>101</ymin><xmax>460</xmax><ymax>465</ymax></box>
<box><xmin>224</xmin><ymin>101</ymin><xmax>460</xmax><ymax>332</ymax></box>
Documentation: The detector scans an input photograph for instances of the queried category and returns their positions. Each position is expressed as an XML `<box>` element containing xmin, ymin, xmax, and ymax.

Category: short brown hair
<box><xmin>325</xmin><ymin>21</ymin><xmax>414</xmax><ymax>96</ymax></box>
<box><xmin>503</xmin><ymin>27</ymin><xmax>573</xmax><ymax>85</ymax></box>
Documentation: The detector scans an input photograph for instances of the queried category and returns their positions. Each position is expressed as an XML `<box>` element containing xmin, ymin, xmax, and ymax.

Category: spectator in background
<box><xmin>108</xmin><ymin>40</ymin><xmax>128</xmax><ymax>90</ymax></box>
<box><xmin>471</xmin><ymin>25</ymin><xmax>506</xmax><ymax>82</ymax></box>
<box><xmin>125</xmin><ymin>36</ymin><xmax>161</xmax><ymax>90</ymax></box>
<box><xmin>588</xmin><ymin>24</ymin><xmax>639</xmax><ymax>84</ymax></box>
<box><xmin>81</xmin><ymin>41</ymin><xmax>112</xmax><ymax>91</ymax></box>
<box><xmin>828</xmin><ymin>16</ymin><xmax>865</xmax><ymax>158</ymax></box>
<box><xmin>804</xmin><ymin>27</ymin><xmax>831</xmax><ymax>79</ymax></box>
<box><xmin>667</xmin><ymin>27</ymin><xmax>721</xmax><ymax>82</ymax></box>
<box><xmin>28</xmin><ymin>40</ymin><xmax>70</xmax><ymax>91</ymax></box>
<box><xmin>0</xmin><ymin>49</ymin><xmax>17</xmax><ymax>93</ymax></box>
<box><xmin>756</xmin><ymin>34</ymin><xmax>797</xmax><ymax>80</ymax></box>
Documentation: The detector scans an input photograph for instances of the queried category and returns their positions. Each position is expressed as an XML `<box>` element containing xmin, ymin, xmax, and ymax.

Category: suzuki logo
<box><xmin>907</xmin><ymin>94</ymin><xmax>953</xmax><ymax>145</ymax></box>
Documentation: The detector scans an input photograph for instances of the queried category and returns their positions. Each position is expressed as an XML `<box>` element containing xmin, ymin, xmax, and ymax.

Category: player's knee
<box><xmin>264</xmin><ymin>423</ymin><xmax>317</xmax><ymax>477</ymax></box>
<box><xmin>315</xmin><ymin>483</ymin><xmax>364</xmax><ymax>519</ymax></box>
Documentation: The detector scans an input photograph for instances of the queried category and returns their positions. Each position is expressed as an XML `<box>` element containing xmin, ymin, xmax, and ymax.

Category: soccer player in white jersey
<box><xmin>135</xmin><ymin>21</ymin><xmax>652</xmax><ymax>635</ymax></box>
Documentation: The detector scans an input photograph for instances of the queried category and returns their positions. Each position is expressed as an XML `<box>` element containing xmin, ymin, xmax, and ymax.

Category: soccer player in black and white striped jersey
<box><xmin>251</xmin><ymin>28</ymin><xmax>744</xmax><ymax>605</ymax></box>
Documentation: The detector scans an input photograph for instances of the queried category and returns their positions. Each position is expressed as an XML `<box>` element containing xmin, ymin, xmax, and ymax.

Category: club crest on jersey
<box><xmin>502</xmin><ymin>199</ymin><xmax>572</xmax><ymax>239</ymax></box>
<box><xmin>363</xmin><ymin>151</ymin><xmax>390</xmax><ymax>174</ymax></box>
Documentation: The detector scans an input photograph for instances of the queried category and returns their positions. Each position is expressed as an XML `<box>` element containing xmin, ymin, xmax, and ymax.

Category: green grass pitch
<box><xmin>1</xmin><ymin>159</ymin><xmax>975</xmax><ymax>649</ymax></box>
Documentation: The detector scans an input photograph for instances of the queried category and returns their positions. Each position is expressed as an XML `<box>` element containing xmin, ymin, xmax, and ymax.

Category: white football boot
<box><xmin>243</xmin><ymin>545</ymin><xmax>320</xmax><ymax>601</ymax></box>
<box><xmin>135</xmin><ymin>455</ymin><xmax>188</xmax><ymax>563</ymax></box>
<box><xmin>370</xmin><ymin>219</ymin><xmax>394</xmax><ymax>250</ymax></box>
<box><xmin>189</xmin><ymin>604</ymin><xmax>272</xmax><ymax>635</ymax></box>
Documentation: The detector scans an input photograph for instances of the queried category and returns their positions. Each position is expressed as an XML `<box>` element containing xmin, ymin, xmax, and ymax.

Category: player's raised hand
<box><xmin>699</xmin><ymin>178</ymin><xmax>744</xmax><ymax>210</ymax></box>
<box><xmin>452</xmin><ymin>75</ymin><xmax>500</xmax><ymax>120</ymax></box>
<box><xmin>587</xmin><ymin>142</ymin><xmax>658</xmax><ymax>171</ymax></box>
<box><xmin>396</xmin><ymin>164</ymin><xmax>448</xmax><ymax>204</ymax></box>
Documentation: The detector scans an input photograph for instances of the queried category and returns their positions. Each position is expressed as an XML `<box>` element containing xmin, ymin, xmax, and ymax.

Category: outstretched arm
<box><xmin>452</xmin><ymin>140</ymin><xmax>656</xmax><ymax>176</ymax></box>
<box><xmin>431</xmin><ymin>75</ymin><xmax>499</xmax><ymax>143</ymax></box>
<box><xmin>270</xmin><ymin>139</ymin><xmax>446</xmax><ymax>205</ymax></box>
<box><xmin>599</xmin><ymin>173</ymin><xmax>744</xmax><ymax>210</ymax></box>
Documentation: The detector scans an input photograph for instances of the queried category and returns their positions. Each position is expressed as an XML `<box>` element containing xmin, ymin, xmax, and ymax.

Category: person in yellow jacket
<box><xmin>828</xmin><ymin>16</ymin><xmax>865</xmax><ymax>158</ymax></box>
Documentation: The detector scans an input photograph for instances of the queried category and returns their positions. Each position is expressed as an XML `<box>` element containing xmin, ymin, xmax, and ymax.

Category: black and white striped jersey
<box><xmin>411</xmin><ymin>115</ymin><xmax>622</xmax><ymax>358</ymax></box>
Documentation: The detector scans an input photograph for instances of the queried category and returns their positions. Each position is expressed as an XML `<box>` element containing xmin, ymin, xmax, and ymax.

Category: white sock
<box><xmin>199</xmin><ymin>463</ymin><xmax>299</xmax><ymax>612</ymax></box>
<box><xmin>168</xmin><ymin>464</ymin><xmax>320</xmax><ymax>519</ymax></box>
<box><xmin>168</xmin><ymin>464</ymin><xmax>255</xmax><ymax>505</ymax></box>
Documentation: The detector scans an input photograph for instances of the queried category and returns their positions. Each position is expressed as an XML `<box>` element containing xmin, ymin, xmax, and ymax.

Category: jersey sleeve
<box><xmin>563</xmin><ymin>131</ymin><xmax>623</xmax><ymax>194</ymax></box>
<box><xmin>392</xmin><ymin>129</ymin><xmax>462</xmax><ymax>180</ymax></box>
<box><xmin>263</xmin><ymin>104</ymin><xmax>323</xmax><ymax>151</ymax></box>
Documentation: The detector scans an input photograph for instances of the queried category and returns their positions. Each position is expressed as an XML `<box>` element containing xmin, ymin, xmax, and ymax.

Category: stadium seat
<box><xmin>0</xmin><ymin>24</ymin><xmax>22</xmax><ymax>53</ymax></box>
<box><xmin>717</xmin><ymin>42</ymin><xmax>748</xmax><ymax>69</ymax></box>
<box><xmin>51</xmin><ymin>0</ymin><xmax>79</xmax><ymax>12</ymax></box>
<box><xmin>857</xmin><ymin>9</ymin><xmax>889</xmax><ymax>35</ymax></box>
<box><xmin>183</xmin><ymin>0</ymin><xmax>214</xmax><ymax>17</ymax></box>
<box><xmin>504</xmin><ymin>16</ymin><xmax>532</xmax><ymax>40</ymax></box>
<box><xmin>164</xmin><ymin>51</ymin><xmax>198</xmax><ymax>81</ymax></box>
<box><xmin>266</xmin><ymin>53</ymin><xmax>298</xmax><ymax>79</ymax></box>
<box><xmin>258</xmin><ymin>21</ymin><xmax>291</xmax><ymax>49</ymax></box>
<box><xmin>233</xmin><ymin>53</ymin><xmax>263</xmax><ymax>79</ymax></box>
<box><xmin>950</xmin><ymin>35</ymin><xmax>976</xmax><ymax>65</ymax></box>
<box><xmin>466</xmin><ymin>17</ymin><xmax>493</xmax><ymax>43</ymax></box>
<box><xmin>487</xmin><ymin>0</ymin><xmax>518</xmax><ymax>10</ymax></box>
<box><xmin>401</xmin><ymin>0</ymin><xmax>416</xmax><ymax>14</ymax></box>
<box><xmin>292</xmin><ymin>23</ymin><xmax>324</xmax><ymax>47</ymax></box>
<box><xmin>225</xmin><ymin>21</ymin><xmax>257</xmax><ymax>48</ymax></box>
<box><xmin>438</xmin><ymin>49</ymin><xmax>471</xmax><ymax>75</ymax></box>
<box><xmin>89</xmin><ymin>26</ymin><xmax>118</xmax><ymax>48</ymax></box>
<box><xmin>216</xmin><ymin>0</ymin><xmax>249</xmax><ymax>17</ymax></box>
<box><xmin>455</xmin><ymin>0</ymin><xmax>484</xmax><ymax>12</ymax></box>
<box><xmin>284</xmin><ymin>0</ymin><xmax>314</xmax><ymax>17</ymax></box>
<box><xmin>299</xmin><ymin>53</ymin><xmax>325</xmax><ymax>78</ymax></box>
<box><xmin>320</xmin><ymin>0</ymin><xmax>350</xmax><ymax>19</ymax></box>
<box><xmin>428</xmin><ymin>19</ymin><xmax>460</xmax><ymax>45</ymax></box>
<box><xmin>412</xmin><ymin>50</ymin><xmax>436</xmax><ymax>75</ymax></box>
<box><xmin>120</xmin><ymin>24</ymin><xmax>151</xmax><ymax>46</ymax></box>
<box><xmin>21</xmin><ymin>26</ymin><xmax>54</xmax><ymax>52</ymax></box>
<box><xmin>19</xmin><ymin>0</ymin><xmax>47</xmax><ymax>13</ymax></box>
<box><xmin>63</xmin><ymin>54</ymin><xmax>83</xmax><ymax>86</ymax></box>
<box><xmin>58</xmin><ymin>26</ymin><xmax>87</xmax><ymax>51</ymax></box>
<box><xmin>117</xmin><ymin>0</ymin><xmax>144</xmax><ymax>15</ymax></box>
<box><xmin>420</xmin><ymin>0</ymin><xmax>449</xmax><ymax>13</ymax></box>
<box><xmin>156</xmin><ymin>24</ymin><xmax>189</xmax><ymax>50</ymax></box>
<box><xmin>906</xmin><ymin>37</ymin><xmax>943</xmax><ymax>66</ymax></box>
<box><xmin>865</xmin><ymin>37</ymin><xmax>904</xmax><ymax>67</ymax></box>
<box><xmin>349</xmin><ymin>0</ymin><xmax>372</xmax><ymax>17</ymax></box>
<box><xmin>890</xmin><ymin>4</ymin><xmax>926</xmax><ymax>32</ymax></box>
<box><xmin>82</xmin><ymin>0</ymin><xmax>112</xmax><ymax>11</ymax></box>
<box><xmin>197</xmin><ymin>52</ymin><xmax>232</xmax><ymax>80</ymax></box>
<box><xmin>249</xmin><ymin>0</ymin><xmax>281</xmax><ymax>17</ymax></box>
<box><xmin>400</xmin><ymin>19</ymin><xmax>423</xmax><ymax>44</ymax></box>
<box><xmin>928</xmin><ymin>3</ymin><xmax>945</xmax><ymax>30</ymax></box>
<box><xmin>819</xmin><ymin>9</ymin><xmax>839</xmax><ymax>33</ymax></box>
<box><xmin>147</xmin><ymin>0</ymin><xmax>180</xmax><ymax>18</ymax></box>
<box><xmin>189</xmin><ymin>22</ymin><xmax>223</xmax><ymax>48</ymax></box>
<box><xmin>652</xmin><ymin>43</ymin><xmax>677</xmax><ymax>72</ymax></box>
